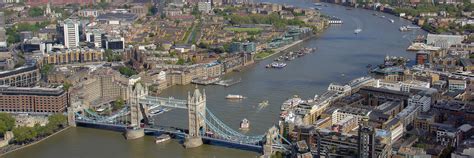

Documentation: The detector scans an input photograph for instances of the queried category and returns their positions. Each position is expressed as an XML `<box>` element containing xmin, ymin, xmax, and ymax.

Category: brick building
<box><xmin>0</xmin><ymin>86</ymin><xmax>67</xmax><ymax>113</ymax></box>
<box><xmin>26</xmin><ymin>0</ymin><xmax>94</xmax><ymax>6</ymax></box>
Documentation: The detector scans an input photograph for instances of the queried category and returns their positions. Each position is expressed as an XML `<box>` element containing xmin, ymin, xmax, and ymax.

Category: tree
<box><xmin>104</xmin><ymin>50</ymin><xmax>122</xmax><ymax>62</ymax></box>
<box><xmin>176</xmin><ymin>58</ymin><xmax>185</xmax><ymax>65</ymax></box>
<box><xmin>40</xmin><ymin>64</ymin><xmax>54</xmax><ymax>76</ymax></box>
<box><xmin>148</xmin><ymin>6</ymin><xmax>158</xmax><ymax>16</ymax></box>
<box><xmin>48</xmin><ymin>114</ymin><xmax>67</xmax><ymax>129</ymax></box>
<box><xmin>13</xmin><ymin>126</ymin><xmax>37</xmax><ymax>143</ymax></box>
<box><xmin>63</xmin><ymin>82</ymin><xmax>73</xmax><ymax>91</ymax></box>
<box><xmin>118</xmin><ymin>66</ymin><xmax>137</xmax><ymax>77</ymax></box>
<box><xmin>113</xmin><ymin>98</ymin><xmax>125</xmax><ymax>110</ymax></box>
<box><xmin>28</xmin><ymin>7</ymin><xmax>44</xmax><ymax>17</ymax></box>
<box><xmin>0</xmin><ymin>113</ymin><xmax>15</xmax><ymax>135</ymax></box>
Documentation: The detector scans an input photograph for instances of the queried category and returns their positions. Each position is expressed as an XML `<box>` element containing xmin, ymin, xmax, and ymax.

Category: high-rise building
<box><xmin>62</xmin><ymin>19</ymin><xmax>80</xmax><ymax>49</ymax></box>
<box><xmin>358</xmin><ymin>117</ymin><xmax>376</xmax><ymax>158</ymax></box>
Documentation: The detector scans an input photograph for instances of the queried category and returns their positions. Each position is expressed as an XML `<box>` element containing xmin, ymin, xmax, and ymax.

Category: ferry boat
<box><xmin>240</xmin><ymin>118</ymin><xmax>250</xmax><ymax>130</ymax></box>
<box><xmin>155</xmin><ymin>134</ymin><xmax>171</xmax><ymax>144</ymax></box>
<box><xmin>354</xmin><ymin>28</ymin><xmax>362</xmax><ymax>34</ymax></box>
<box><xmin>400</xmin><ymin>25</ymin><xmax>421</xmax><ymax>32</ymax></box>
<box><xmin>328</xmin><ymin>16</ymin><xmax>343</xmax><ymax>24</ymax></box>
<box><xmin>150</xmin><ymin>109</ymin><xmax>165</xmax><ymax>115</ymax></box>
<box><xmin>226</xmin><ymin>94</ymin><xmax>245</xmax><ymax>99</ymax></box>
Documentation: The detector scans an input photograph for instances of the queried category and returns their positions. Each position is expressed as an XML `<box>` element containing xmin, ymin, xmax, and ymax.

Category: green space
<box><xmin>228</xmin><ymin>13</ymin><xmax>306</xmax><ymax>29</ymax></box>
<box><xmin>27</xmin><ymin>7</ymin><xmax>44</xmax><ymax>17</ymax></box>
<box><xmin>112</xmin><ymin>98</ymin><xmax>125</xmax><ymax>111</ymax></box>
<box><xmin>182</xmin><ymin>22</ymin><xmax>195</xmax><ymax>44</ymax></box>
<box><xmin>3</xmin><ymin>114</ymin><xmax>67</xmax><ymax>144</ymax></box>
<box><xmin>393</xmin><ymin>2</ymin><xmax>474</xmax><ymax>17</ymax></box>
<box><xmin>104</xmin><ymin>50</ymin><xmax>122</xmax><ymax>62</ymax></box>
<box><xmin>118</xmin><ymin>66</ymin><xmax>137</xmax><ymax>77</ymax></box>
<box><xmin>224</xmin><ymin>27</ymin><xmax>263</xmax><ymax>34</ymax></box>
<box><xmin>255</xmin><ymin>50</ymin><xmax>275</xmax><ymax>60</ymax></box>
<box><xmin>7</xmin><ymin>22</ymin><xmax>50</xmax><ymax>44</ymax></box>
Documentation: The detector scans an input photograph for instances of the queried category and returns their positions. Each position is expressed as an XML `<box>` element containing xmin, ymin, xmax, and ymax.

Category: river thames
<box><xmin>4</xmin><ymin>1</ymin><xmax>425</xmax><ymax>157</ymax></box>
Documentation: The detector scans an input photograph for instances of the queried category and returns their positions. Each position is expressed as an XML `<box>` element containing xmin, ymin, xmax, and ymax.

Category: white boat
<box><xmin>155</xmin><ymin>134</ymin><xmax>171</xmax><ymax>144</ymax></box>
<box><xmin>389</xmin><ymin>19</ymin><xmax>394</xmax><ymax>23</ymax></box>
<box><xmin>271</xmin><ymin>62</ymin><xmax>287</xmax><ymax>68</ymax></box>
<box><xmin>150</xmin><ymin>109</ymin><xmax>164</xmax><ymax>115</ymax></box>
<box><xmin>240</xmin><ymin>118</ymin><xmax>250</xmax><ymax>130</ymax></box>
<box><xmin>226</xmin><ymin>94</ymin><xmax>245</xmax><ymax>99</ymax></box>
<box><xmin>399</xmin><ymin>26</ymin><xmax>408</xmax><ymax>32</ymax></box>
<box><xmin>354</xmin><ymin>28</ymin><xmax>362</xmax><ymax>34</ymax></box>
<box><xmin>313</xmin><ymin>2</ymin><xmax>322</xmax><ymax>6</ymax></box>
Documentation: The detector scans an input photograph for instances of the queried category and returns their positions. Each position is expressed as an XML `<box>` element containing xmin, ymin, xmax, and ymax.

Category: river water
<box><xmin>4</xmin><ymin>1</ymin><xmax>425</xmax><ymax>158</ymax></box>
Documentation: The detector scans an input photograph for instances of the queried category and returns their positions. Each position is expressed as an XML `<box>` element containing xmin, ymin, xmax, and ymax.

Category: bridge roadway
<box><xmin>75</xmin><ymin>120</ymin><xmax>263</xmax><ymax>153</ymax></box>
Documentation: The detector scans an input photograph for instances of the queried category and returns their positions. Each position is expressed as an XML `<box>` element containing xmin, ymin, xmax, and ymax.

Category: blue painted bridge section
<box><xmin>75</xmin><ymin>121</ymin><xmax>263</xmax><ymax>153</ymax></box>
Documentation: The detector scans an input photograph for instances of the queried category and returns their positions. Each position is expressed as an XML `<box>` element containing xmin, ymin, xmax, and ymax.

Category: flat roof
<box><xmin>0</xmin><ymin>86</ymin><xmax>65</xmax><ymax>96</ymax></box>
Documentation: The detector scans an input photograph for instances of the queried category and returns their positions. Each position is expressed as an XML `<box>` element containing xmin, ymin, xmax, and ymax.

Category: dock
<box><xmin>214</xmin><ymin>78</ymin><xmax>241</xmax><ymax>87</ymax></box>
<box><xmin>191</xmin><ymin>77</ymin><xmax>220</xmax><ymax>85</ymax></box>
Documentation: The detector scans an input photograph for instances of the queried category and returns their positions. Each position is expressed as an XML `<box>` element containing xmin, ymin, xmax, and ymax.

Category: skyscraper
<box><xmin>63</xmin><ymin>19</ymin><xmax>79</xmax><ymax>49</ymax></box>
<box><xmin>358</xmin><ymin>117</ymin><xmax>376</xmax><ymax>158</ymax></box>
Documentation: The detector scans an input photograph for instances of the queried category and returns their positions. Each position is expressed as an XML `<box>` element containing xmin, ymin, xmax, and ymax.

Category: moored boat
<box><xmin>226</xmin><ymin>94</ymin><xmax>245</xmax><ymax>99</ymax></box>
<box><xmin>240</xmin><ymin>118</ymin><xmax>250</xmax><ymax>130</ymax></box>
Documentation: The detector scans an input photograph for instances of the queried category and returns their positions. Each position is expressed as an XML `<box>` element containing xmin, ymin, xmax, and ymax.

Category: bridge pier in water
<box><xmin>125</xmin><ymin>83</ymin><xmax>147</xmax><ymax>140</ymax></box>
<box><xmin>184</xmin><ymin>88</ymin><xmax>206</xmax><ymax>148</ymax></box>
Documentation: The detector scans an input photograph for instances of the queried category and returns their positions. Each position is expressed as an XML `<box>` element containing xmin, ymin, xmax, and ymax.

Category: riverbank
<box><xmin>0</xmin><ymin>126</ymin><xmax>71</xmax><ymax>157</ymax></box>
<box><xmin>255</xmin><ymin>34</ymin><xmax>316</xmax><ymax>61</ymax></box>
<box><xmin>327</xmin><ymin>2</ymin><xmax>433</xmax><ymax>33</ymax></box>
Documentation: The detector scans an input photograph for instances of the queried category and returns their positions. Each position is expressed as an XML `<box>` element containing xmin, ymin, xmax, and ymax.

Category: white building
<box><xmin>3</xmin><ymin>0</ymin><xmax>20</xmax><ymax>3</ymax></box>
<box><xmin>79</xmin><ymin>9</ymin><xmax>100</xmax><ymax>17</ymax></box>
<box><xmin>63</xmin><ymin>19</ymin><xmax>79</xmax><ymax>49</ymax></box>
<box><xmin>426</xmin><ymin>34</ymin><xmax>464</xmax><ymax>48</ymax></box>
<box><xmin>198</xmin><ymin>1</ymin><xmax>212</xmax><ymax>14</ymax></box>
<box><xmin>396</xmin><ymin>104</ymin><xmax>421</xmax><ymax>127</ymax></box>
<box><xmin>408</xmin><ymin>95</ymin><xmax>431</xmax><ymax>112</ymax></box>
<box><xmin>376</xmin><ymin>79</ymin><xmax>430</xmax><ymax>93</ymax></box>
<box><xmin>331</xmin><ymin>106</ymin><xmax>371</xmax><ymax>126</ymax></box>
<box><xmin>448</xmin><ymin>79</ymin><xmax>467</xmax><ymax>92</ymax></box>
<box><xmin>328</xmin><ymin>83</ymin><xmax>351</xmax><ymax>94</ymax></box>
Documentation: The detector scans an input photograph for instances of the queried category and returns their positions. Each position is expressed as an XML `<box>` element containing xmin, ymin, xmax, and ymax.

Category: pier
<box><xmin>214</xmin><ymin>78</ymin><xmax>242</xmax><ymax>87</ymax></box>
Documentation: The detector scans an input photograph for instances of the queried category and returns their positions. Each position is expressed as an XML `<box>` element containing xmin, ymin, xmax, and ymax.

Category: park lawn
<box><xmin>224</xmin><ymin>27</ymin><xmax>263</xmax><ymax>33</ymax></box>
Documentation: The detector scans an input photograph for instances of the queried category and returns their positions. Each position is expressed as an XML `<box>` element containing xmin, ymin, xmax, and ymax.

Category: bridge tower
<box><xmin>263</xmin><ymin>126</ymin><xmax>279</xmax><ymax>157</ymax></box>
<box><xmin>184</xmin><ymin>87</ymin><xmax>206</xmax><ymax>148</ymax></box>
<box><xmin>125</xmin><ymin>83</ymin><xmax>147</xmax><ymax>140</ymax></box>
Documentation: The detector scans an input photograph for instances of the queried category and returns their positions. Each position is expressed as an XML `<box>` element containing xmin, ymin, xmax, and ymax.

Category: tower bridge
<box><xmin>72</xmin><ymin>83</ymin><xmax>291</xmax><ymax>156</ymax></box>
